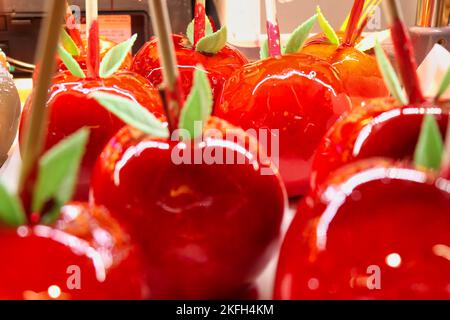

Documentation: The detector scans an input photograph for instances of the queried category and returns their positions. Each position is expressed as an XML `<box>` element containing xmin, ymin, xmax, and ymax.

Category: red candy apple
<box><xmin>310</xmin><ymin>0</ymin><xmax>449</xmax><ymax>189</ymax></box>
<box><xmin>311</xmin><ymin>98</ymin><xmax>450</xmax><ymax>189</ymax></box>
<box><xmin>90</xmin><ymin>117</ymin><xmax>286</xmax><ymax>299</ymax></box>
<box><xmin>274</xmin><ymin>158</ymin><xmax>450</xmax><ymax>299</ymax></box>
<box><xmin>20</xmin><ymin>71</ymin><xmax>163</xmax><ymax>200</ymax></box>
<box><xmin>132</xmin><ymin>21</ymin><xmax>248</xmax><ymax>101</ymax></box>
<box><xmin>302</xmin><ymin>3</ymin><xmax>389</xmax><ymax>101</ymax></box>
<box><xmin>0</xmin><ymin>202</ymin><xmax>147</xmax><ymax>300</ymax></box>
<box><xmin>1</xmin><ymin>128</ymin><xmax>147</xmax><ymax>300</ymax></box>
<box><xmin>20</xmin><ymin>33</ymin><xmax>164</xmax><ymax>200</ymax></box>
<box><xmin>89</xmin><ymin>65</ymin><xmax>286</xmax><ymax>298</ymax></box>
<box><xmin>215</xmin><ymin>54</ymin><xmax>351</xmax><ymax>197</ymax></box>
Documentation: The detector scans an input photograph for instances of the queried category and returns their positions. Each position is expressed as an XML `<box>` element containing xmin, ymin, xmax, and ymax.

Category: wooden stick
<box><xmin>382</xmin><ymin>0</ymin><xmax>425</xmax><ymax>104</ymax></box>
<box><xmin>194</xmin><ymin>0</ymin><xmax>206</xmax><ymax>46</ymax></box>
<box><xmin>86</xmin><ymin>0</ymin><xmax>98</xmax><ymax>39</ymax></box>
<box><xmin>148</xmin><ymin>0</ymin><xmax>184</xmax><ymax>131</ymax></box>
<box><xmin>265</xmin><ymin>0</ymin><xmax>281</xmax><ymax>57</ymax></box>
<box><xmin>85</xmin><ymin>0</ymin><xmax>99</xmax><ymax>78</ymax></box>
<box><xmin>19</xmin><ymin>0</ymin><xmax>66</xmax><ymax>193</ymax></box>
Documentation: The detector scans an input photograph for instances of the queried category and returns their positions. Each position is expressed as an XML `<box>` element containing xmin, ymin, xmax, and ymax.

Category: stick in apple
<box><xmin>382</xmin><ymin>0</ymin><xmax>425</xmax><ymax>104</ymax></box>
<box><xmin>265</xmin><ymin>0</ymin><xmax>281</xmax><ymax>57</ymax></box>
<box><xmin>343</xmin><ymin>0</ymin><xmax>365</xmax><ymax>47</ymax></box>
<box><xmin>148</xmin><ymin>0</ymin><xmax>185</xmax><ymax>132</ymax></box>
<box><xmin>86</xmin><ymin>0</ymin><xmax>100</xmax><ymax>78</ymax></box>
<box><xmin>19</xmin><ymin>0</ymin><xmax>66</xmax><ymax>195</ymax></box>
<box><xmin>194</xmin><ymin>0</ymin><xmax>206</xmax><ymax>46</ymax></box>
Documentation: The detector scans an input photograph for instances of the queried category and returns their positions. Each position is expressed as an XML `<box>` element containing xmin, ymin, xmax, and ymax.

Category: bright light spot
<box><xmin>48</xmin><ymin>285</ymin><xmax>61</xmax><ymax>299</ymax></box>
<box><xmin>386</xmin><ymin>253</ymin><xmax>402</xmax><ymax>268</ymax></box>
<box><xmin>432</xmin><ymin>244</ymin><xmax>450</xmax><ymax>261</ymax></box>
<box><xmin>307</xmin><ymin>278</ymin><xmax>320</xmax><ymax>290</ymax></box>
<box><xmin>17</xmin><ymin>226</ymin><xmax>29</xmax><ymax>238</ymax></box>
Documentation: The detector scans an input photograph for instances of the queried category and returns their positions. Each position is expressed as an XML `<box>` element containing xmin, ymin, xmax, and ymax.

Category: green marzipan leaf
<box><xmin>284</xmin><ymin>14</ymin><xmax>318</xmax><ymax>54</ymax></box>
<box><xmin>260</xmin><ymin>39</ymin><xmax>269</xmax><ymax>60</ymax></box>
<box><xmin>57</xmin><ymin>45</ymin><xmax>86</xmax><ymax>78</ymax></box>
<box><xmin>316</xmin><ymin>6</ymin><xmax>340</xmax><ymax>45</ymax></box>
<box><xmin>61</xmin><ymin>29</ymin><xmax>80</xmax><ymax>56</ymax></box>
<box><xmin>186</xmin><ymin>18</ymin><xmax>214</xmax><ymax>45</ymax></box>
<box><xmin>374</xmin><ymin>41</ymin><xmax>408</xmax><ymax>105</ymax></box>
<box><xmin>195</xmin><ymin>26</ymin><xmax>227</xmax><ymax>54</ymax></box>
<box><xmin>414</xmin><ymin>114</ymin><xmax>444</xmax><ymax>171</ymax></box>
<box><xmin>178</xmin><ymin>67</ymin><xmax>213</xmax><ymax>140</ymax></box>
<box><xmin>436</xmin><ymin>67</ymin><xmax>450</xmax><ymax>100</ymax></box>
<box><xmin>33</xmin><ymin>128</ymin><xmax>90</xmax><ymax>225</ymax></box>
<box><xmin>0</xmin><ymin>183</ymin><xmax>26</xmax><ymax>227</ymax></box>
<box><xmin>91</xmin><ymin>91</ymin><xmax>169</xmax><ymax>138</ymax></box>
<box><xmin>99</xmin><ymin>34</ymin><xmax>137</xmax><ymax>78</ymax></box>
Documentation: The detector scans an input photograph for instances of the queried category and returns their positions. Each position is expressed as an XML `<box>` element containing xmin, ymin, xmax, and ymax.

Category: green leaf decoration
<box><xmin>179</xmin><ymin>67</ymin><xmax>213</xmax><ymax>140</ymax></box>
<box><xmin>374</xmin><ymin>41</ymin><xmax>408</xmax><ymax>105</ymax></box>
<box><xmin>57</xmin><ymin>45</ymin><xmax>86</xmax><ymax>78</ymax></box>
<box><xmin>33</xmin><ymin>128</ymin><xmax>90</xmax><ymax>225</ymax></box>
<box><xmin>436</xmin><ymin>67</ymin><xmax>450</xmax><ymax>100</ymax></box>
<box><xmin>414</xmin><ymin>115</ymin><xmax>444</xmax><ymax>171</ymax></box>
<box><xmin>0</xmin><ymin>183</ymin><xmax>26</xmax><ymax>227</ymax></box>
<box><xmin>99</xmin><ymin>34</ymin><xmax>137</xmax><ymax>78</ymax></box>
<box><xmin>61</xmin><ymin>29</ymin><xmax>80</xmax><ymax>56</ymax></box>
<box><xmin>284</xmin><ymin>14</ymin><xmax>318</xmax><ymax>54</ymax></box>
<box><xmin>186</xmin><ymin>18</ymin><xmax>214</xmax><ymax>45</ymax></box>
<box><xmin>260</xmin><ymin>39</ymin><xmax>269</xmax><ymax>60</ymax></box>
<box><xmin>195</xmin><ymin>26</ymin><xmax>228</xmax><ymax>54</ymax></box>
<box><xmin>90</xmin><ymin>91</ymin><xmax>169</xmax><ymax>138</ymax></box>
<box><xmin>316</xmin><ymin>6</ymin><xmax>340</xmax><ymax>46</ymax></box>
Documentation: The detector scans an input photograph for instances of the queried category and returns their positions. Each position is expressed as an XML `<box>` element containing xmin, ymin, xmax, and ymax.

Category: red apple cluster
<box><xmin>2</xmin><ymin>0</ymin><xmax>449</xmax><ymax>301</ymax></box>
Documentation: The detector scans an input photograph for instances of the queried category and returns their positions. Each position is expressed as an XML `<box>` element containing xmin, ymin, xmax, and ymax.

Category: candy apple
<box><xmin>20</xmin><ymin>35</ymin><xmax>164</xmax><ymax>200</ymax></box>
<box><xmin>89</xmin><ymin>69</ymin><xmax>286</xmax><ymax>299</ymax></box>
<box><xmin>311</xmin><ymin>98</ymin><xmax>450</xmax><ymax>189</ymax></box>
<box><xmin>0</xmin><ymin>202</ymin><xmax>147</xmax><ymax>300</ymax></box>
<box><xmin>274</xmin><ymin>158</ymin><xmax>450</xmax><ymax>299</ymax></box>
<box><xmin>302</xmin><ymin>3</ymin><xmax>389</xmax><ymax>101</ymax></box>
<box><xmin>215</xmin><ymin>54</ymin><xmax>351</xmax><ymax>197</ymax></box>
<box><xmin>132</xmin><ymin>18</ymin><xmax>248</xmax><ymax>101</ymax></box>
<box><xmin>310</xmin><ymin>0</ymin><xmax>450</xmax><ymax>189</ymax></box>
<box><xmin>1</xmin><ymin>128</ymin><xmax>147</xmax><ymax>300</ymax></box>
<box><xmin>276</xmin><ymin>3</ymin><xmax>450</xmax><ymax>298</ymax></box>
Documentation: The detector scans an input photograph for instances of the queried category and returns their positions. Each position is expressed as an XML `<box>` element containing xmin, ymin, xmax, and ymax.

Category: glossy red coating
<box><xmin>19</xmin><ymin>71</ymin><xmax>164</xmax><ymax>200</ymax></box>
<box><xmin>0</xmin><ymin>202</ymin><xmax>147</xmax><ymax>300</ymax></box>
<box><xmin>131</xmin><ymin>34</ymin><xmax>248</xmax><ymax>102</ymax></box>
<box><xmin>215</xmin><ymin>53</ymin><xmax>352</xmax><ymax>197</ymax></box>
<box><xmin>90</xmin><ymin>117</ymin><xmax>286</xmax><ymax>299</ymax></box>
<box><xmin>302</xmin><ymin>33</ymin><xmax>389</xmax><ymax>102</ymax></box>
<box><xmin>275</xmin><ymin>159</ymin><xmax>450</xmax><ymax>299</ymax></box>
<box><xmin>311</xmin><ymin>98</ymin><xmax>450</xmax><ymax>190</ymax></box>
